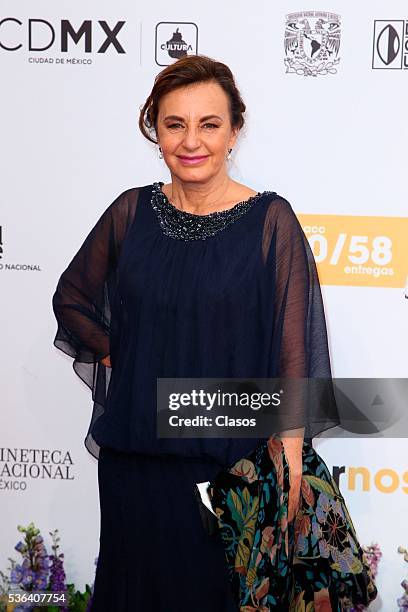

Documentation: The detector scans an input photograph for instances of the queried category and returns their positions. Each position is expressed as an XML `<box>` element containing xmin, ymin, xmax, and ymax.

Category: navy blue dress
<box><xmin>52</xmin><ymin>181</ymin><xmax>342</xmax><ymax>610</ymax></box>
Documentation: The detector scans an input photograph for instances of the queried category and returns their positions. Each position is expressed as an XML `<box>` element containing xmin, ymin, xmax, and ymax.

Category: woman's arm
<box><xmin>276</xmin><ymin>427</ymin><xmax>304</xmax><ymax>521</ymax></box>
<box><xmin>52</xmin><ymin>189</ymin><xmax>138</xmax><ymax>375</ymax></box>
<box><xmin>263</xmin><ymin>195</ymin><xmax>335</xmax><ymax>522</ymax></box>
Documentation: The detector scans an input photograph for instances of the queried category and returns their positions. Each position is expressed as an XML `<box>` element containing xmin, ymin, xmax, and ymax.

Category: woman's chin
<box><xmin>171</xmin><ymin>166</ymin><xmax>218</xmax><ymax>184</ymax></box>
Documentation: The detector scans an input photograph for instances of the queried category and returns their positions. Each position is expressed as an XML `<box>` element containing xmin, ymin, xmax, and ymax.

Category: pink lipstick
<box><xmin>177</xmin><ymin>155</ymin><xmax>209</xmax><ymax>166</ymax></box>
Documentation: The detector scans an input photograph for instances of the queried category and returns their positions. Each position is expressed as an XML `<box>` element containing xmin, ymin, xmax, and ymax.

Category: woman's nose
<box><xmin>183</xmin><ymin>126</ymin><xmax>200</xmax><ymax>150</ymax></box>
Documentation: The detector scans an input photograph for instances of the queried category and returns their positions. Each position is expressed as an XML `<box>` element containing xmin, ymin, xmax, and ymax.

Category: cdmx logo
<box><xmin>372</xmin><ymin>20</ymin><xmax>408</xmax><ymax>69</ymax></box>
<box><xmin>0</xmin><ymin>18</ymin><xmax>126</xmax><ymax>53</ymax></box>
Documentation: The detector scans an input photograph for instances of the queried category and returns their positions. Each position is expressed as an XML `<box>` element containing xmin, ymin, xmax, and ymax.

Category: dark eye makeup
<box><xmin>165</xmin><ymin>122</ymin><xmax>220</xmax><ymax>130</ymax></box>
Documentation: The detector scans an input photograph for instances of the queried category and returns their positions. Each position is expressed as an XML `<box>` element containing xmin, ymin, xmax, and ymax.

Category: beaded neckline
<box><xmin>150</xmin><ymin>181</ymin><xmax>273</xmax><ymax>241</ymax></box>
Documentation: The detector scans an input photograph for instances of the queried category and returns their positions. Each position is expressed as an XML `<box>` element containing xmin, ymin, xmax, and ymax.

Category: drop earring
<box><xmin>158</xmin><ymin>146</ymin><xmax>163</xmax><ymax>159</ymax></box>
<box><xmin>227</xmin><ymin>148</ymin><xmax>232</xmax><ymax>160</ymax></box>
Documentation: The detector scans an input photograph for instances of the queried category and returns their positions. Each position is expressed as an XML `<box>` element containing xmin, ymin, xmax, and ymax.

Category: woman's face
<box><xmin>156</xmin><ymin>80</ymin><xmax>239</xmax><ymax>185</ymax></box>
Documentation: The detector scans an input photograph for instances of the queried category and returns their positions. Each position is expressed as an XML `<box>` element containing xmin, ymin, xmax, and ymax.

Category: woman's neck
<box><xmin>163</xmin><ymin>173</ymin><xmax>234</xmax><ymax>215</ymax></box>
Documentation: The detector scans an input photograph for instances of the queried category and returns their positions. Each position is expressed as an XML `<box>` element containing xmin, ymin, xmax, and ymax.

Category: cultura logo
<box><xmin>155</xmin><ymin>22</ymin><xmax>198</xmax><ymax>66</ymax></box>
<box><xmin>372</xmin><ymin>20</ymin><xmax>408</xmax><ymax>69</ymax></box>
<box><xmin>0</xmin><ymin>18</ymin><xmax>126</xmax><ymax>53</ymax></box>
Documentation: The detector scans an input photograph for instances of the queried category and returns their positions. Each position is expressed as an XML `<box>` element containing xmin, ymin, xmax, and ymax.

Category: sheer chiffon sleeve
<box><xmin>262</xmin><ymin>196</ymin><xmax>341</xmax><ymax>440</ymax></box>
<box><xmin>52</xmin><ymin>188</ymin><xmax>140</xmax><ymax>458</ymax></box>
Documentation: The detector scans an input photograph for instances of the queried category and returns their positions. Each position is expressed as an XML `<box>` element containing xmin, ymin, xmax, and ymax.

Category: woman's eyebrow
<box><xmin>199</xmin><ymin>115</ymin><xmax>223</xmax><ymax>122</ymax></box>
<box><xmin>163</xmin><ymin>114</ymin><xmax>223</xmax><ymax>122</ymax></box>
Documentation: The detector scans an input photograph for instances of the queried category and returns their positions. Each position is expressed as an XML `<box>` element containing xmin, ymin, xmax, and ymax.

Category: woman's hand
<box><xmin>100</xmin><ymin>354</ymin><xmax>111</xmax><ymax>367</ymax></box>
<box><xmin>287</xmin><ymin>470</ymin><xmax>302</xmax><ymax>523</ymax></box>
<box><xmin>279</xmin><ymin>428</ymin><xmax>304</xmax><ymax>523</ymax></box>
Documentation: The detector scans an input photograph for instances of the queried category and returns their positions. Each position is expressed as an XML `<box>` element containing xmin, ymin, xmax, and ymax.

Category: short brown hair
<box><xmin>138</xmin><ymin>54</ymin><xmax>246</xmax><ymax>144</ymax></box>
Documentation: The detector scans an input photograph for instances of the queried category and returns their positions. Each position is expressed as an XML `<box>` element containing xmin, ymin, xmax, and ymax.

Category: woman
<box><xmin>52</xmin><ymin>55</ymin><xmax>377</xmax><ymax>610</ymax></box>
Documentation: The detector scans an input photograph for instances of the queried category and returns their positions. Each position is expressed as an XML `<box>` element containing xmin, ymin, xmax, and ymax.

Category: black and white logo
<box><xmin>155</xmin><ymin>22</ymin><xmax>198</xmax><ymax>66</ymax></box>
<box><xmin>284</xmin><ymin>11</ymin><xmax>341</xmax><ymax>76</ymax></box>
<box><xmin>0</xmin><ymin>18</ymin><xmax>126</xmax><ymax>65</ymax></box>
<box><xmin>0</xmin><ymin>18</ymin><xmax>126</xmax><ymax>53</ymax></box>
<box><xmin>0</xmin><ymin>226</ymin><xmax>42</xmax><ymax>272</ymax></box>
<box><xmin>0</xmin><ymin>447</ymin><xmax>75</xmax><ymax>492</ymax></box>
<box><xmin>372</xmin><ymin>20</ymin><xmax>407</xmax><ymax>69</ymax></box>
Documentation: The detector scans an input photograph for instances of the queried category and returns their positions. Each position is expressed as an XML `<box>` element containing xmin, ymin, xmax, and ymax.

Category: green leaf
<box><xmin>304</xmin><ymin>475</ymin><xmax>336</xmax><ymax>498</ymax></box>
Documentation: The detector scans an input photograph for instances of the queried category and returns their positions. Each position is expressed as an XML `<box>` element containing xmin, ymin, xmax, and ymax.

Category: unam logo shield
<box><xmin>284</xmin><ymin>11</ymin><xmax>341</xmax><ymax>76</ymax></box>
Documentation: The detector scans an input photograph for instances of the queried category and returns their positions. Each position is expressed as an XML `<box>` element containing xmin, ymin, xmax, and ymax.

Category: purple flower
<box><xmin>49</xmin><ymin>553</ymin><xmax>67</xmax><ymax>592</ymax></box>
<box><xmin>14</xmin><ymin>541</ymin><xmax>26</xmax><ymax>553</ymax></box>
<box><xmin>47</xmin><ymin>529</ymin><xmax>68</xmax><ymax>612</ymax></box>
<box><xmin>10</xmin><ymin>565</ymin><xmax>23</xmax><ymax>584</ymax></box>
<box><xmin>363</xmin><ymin>542</ymin><xmax>382</xmax><ymax>579</ymax></box>
<box><xmin>9</xmin><ymin>523</ymin><xmax>50</xmax><ymax>594</ymax></box>
<box><xmin>21</xmin><ymin>567</ymin><xmax>34</xmax><ymax>587</ymax></box>
<box><xmin>85</xmin><ymin>555</ymin><xmax>100</xmax><ymax>612</ymax></box>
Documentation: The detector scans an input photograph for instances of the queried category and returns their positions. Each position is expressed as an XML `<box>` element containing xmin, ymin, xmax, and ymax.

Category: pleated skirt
<box><xmin>90</xmin><ymin>446</ymin><xmax>239</xmax><ymax>611</ymax></box>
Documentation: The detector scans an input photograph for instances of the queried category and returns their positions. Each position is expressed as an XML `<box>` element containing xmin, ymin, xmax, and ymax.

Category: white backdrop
<box><xmin>1</xmin><ymin>0</ymin><xmax>407</xmax><ymax>608</ymax></box>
